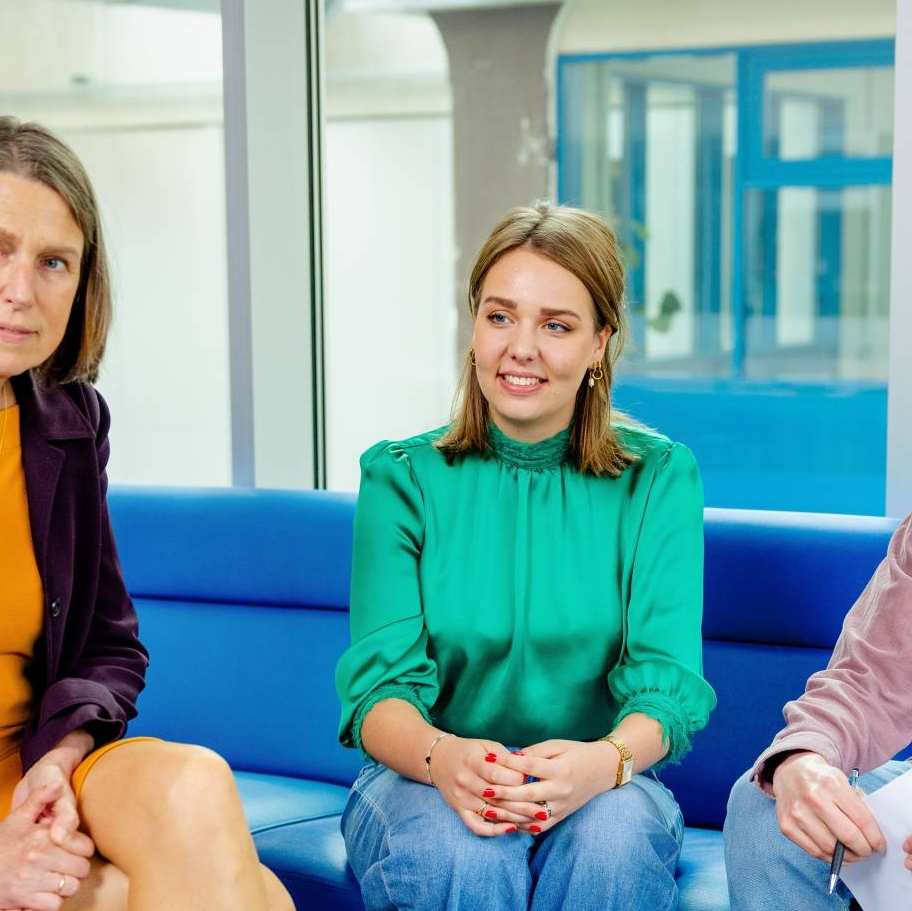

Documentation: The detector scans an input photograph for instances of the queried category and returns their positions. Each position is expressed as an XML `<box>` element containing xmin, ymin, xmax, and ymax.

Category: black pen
<box><xmin>828</xmin><ymin>768</ymin><xmax>860</xmax><ymax>894</ymax></box>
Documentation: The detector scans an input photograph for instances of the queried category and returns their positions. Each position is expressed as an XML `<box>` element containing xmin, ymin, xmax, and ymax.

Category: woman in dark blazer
<box><xmin>0</xmin><ymin>118</ymin><xmax>293</xmax><ymax>910</ymax></box>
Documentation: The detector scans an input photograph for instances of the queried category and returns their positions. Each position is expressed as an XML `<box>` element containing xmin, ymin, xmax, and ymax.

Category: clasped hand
<box><xmin>0</xmin><ymin>757</ymin><xmax>95</xmax><ymax>911</ymax></box>
<box><xmin>430</xmin><ymin>737</ymin><xmax>618</xmax><ymax>837</ymax></box>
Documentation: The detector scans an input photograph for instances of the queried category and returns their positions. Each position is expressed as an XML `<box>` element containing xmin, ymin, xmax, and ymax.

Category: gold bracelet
<box><xmin>424</xmin><ymin>732</ymin><xmax>451</xmax><ymax>787</ymax></box>
<box><xmin>599</xmin><ymin>734</ymin><xmax>634</xmax><ymax>787</ymax></box>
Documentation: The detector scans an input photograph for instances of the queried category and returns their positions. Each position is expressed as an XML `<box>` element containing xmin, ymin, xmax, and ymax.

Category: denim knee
<box><xmin>724</xmin><ymin>770</ymin><xmax>781</xmax><ymax>863</ymax></box>
<box><xmin>723</xmin><ymin>769</ymin><xmax>852</xmax><ymax>911</ymax></box>
<box><xmin>530</xmin><ymin>776</ymin><xmax>682</xmax><ymax>911</ymax></box>
<box><xmin>560</xmin><ymin>778</ymin><xmax>681</xmax><ymax>862</ymax></box>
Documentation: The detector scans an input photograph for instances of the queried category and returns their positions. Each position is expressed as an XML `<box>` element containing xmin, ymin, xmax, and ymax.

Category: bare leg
<box><xmin>62</xmin><ymin>859</ymin><xmax>293</xmax><ymax>911</ymax></box>
<box><xmin>74</xmin><ymin>741</ymin><xmax>294</xmax><ymax>911</ymax></box>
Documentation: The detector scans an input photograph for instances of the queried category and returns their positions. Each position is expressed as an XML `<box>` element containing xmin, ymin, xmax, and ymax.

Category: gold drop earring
<box><xmin>469</xmin><ymin>348</ymin><xmax>477</xmax><ymax>366</ymax></box>
<box><xmin>588</xmin><ymin>361</ymin><xmax>604</xmax><ymax>389</ymax></box>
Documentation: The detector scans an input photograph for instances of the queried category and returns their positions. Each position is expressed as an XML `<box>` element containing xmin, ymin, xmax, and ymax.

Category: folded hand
<box><xmin>479</xmin><ymin>740</ymin><xmax>618</xmax><ymax>834</ymax></box>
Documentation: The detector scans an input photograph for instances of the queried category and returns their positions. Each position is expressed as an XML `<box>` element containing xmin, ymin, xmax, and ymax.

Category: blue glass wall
<box><xmin>558</xmin><ymin>40</ymin><xmax>894</xmax><ymax>515</ymax></box>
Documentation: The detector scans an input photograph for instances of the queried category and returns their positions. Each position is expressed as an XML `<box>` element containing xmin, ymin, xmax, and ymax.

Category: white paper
<box><xmin>840</xmin><ymin>767</ymin><xmax>912</xmax><ymax>910</ymax></box>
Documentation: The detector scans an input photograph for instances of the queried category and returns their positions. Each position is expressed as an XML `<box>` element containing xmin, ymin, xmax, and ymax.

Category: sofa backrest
<box><xmin>109</xmin><ymin>487</ymin><xmax>364</xmax><ymax>785</ymax></box>
<box><xmin>666</xmin><ymin>509</ymin><xmax>900</xmax><ymax>828</ymax></box>
<box><xmin>108</xmin><ymin>488</ymin><xmax>901</xmax><ymax>828</ymax></box>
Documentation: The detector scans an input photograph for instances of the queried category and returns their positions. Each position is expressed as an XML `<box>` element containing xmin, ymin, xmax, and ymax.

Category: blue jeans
<box><xmin>724</xmin><ymin>760</ymin><xmax>910</xmax><ymax>911</ymax></box>
<box><xmin>341</xmin><ymin>760</ymin><xmax>684</xmax><ymax>911</ymax></box>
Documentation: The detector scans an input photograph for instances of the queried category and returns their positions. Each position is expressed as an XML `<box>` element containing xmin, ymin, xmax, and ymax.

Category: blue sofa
<box><xmin>107</xmin><ymin>487</ymin><xmax>899</xmax><ymax>910</ymax></box>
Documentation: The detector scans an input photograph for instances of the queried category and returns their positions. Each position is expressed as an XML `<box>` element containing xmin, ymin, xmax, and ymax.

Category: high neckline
<box><xmin>487</xmin><ymin>422</ymin><xmax>570</xmax><ymax>470</ymax></box>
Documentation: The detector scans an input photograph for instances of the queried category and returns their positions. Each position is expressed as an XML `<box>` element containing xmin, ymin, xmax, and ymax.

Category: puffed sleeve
<box><xmin>335</xmin><ymin>441</ymin><xmax>440</xmax><ymax>752</ymax></box>
<box><xmin>607</xmin><ymin>442</ymin><xmax>716</xmax><ymax>764</ymax></box>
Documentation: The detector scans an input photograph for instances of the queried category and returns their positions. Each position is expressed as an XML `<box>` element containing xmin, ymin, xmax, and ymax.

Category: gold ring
<box><xmin>537</xmin><ymin>799</ymin><xmax>553</xmax><ymax>819</ymax></box>
<box><xmin>475</xmin><ymin>800</ymin><xmax>488</xmax><ymax>817</ymax></box>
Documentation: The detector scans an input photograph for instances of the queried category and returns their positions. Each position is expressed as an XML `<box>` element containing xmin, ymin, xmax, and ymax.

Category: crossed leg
<box><xmin>62</xmin><ymin>740</ymin><xmax>293</xmax><ymax>911</ymax></box>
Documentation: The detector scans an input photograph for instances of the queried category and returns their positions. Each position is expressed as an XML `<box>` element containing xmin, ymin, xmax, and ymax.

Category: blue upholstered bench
<box><xmin>106</xmin><ymin>487</ymin><xmax>898</xmax><ymax>910</ymax></box>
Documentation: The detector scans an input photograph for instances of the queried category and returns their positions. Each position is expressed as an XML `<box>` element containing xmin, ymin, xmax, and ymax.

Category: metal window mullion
<box><xmin>887</xmin><ymin>1</ymin><xmax>912</xmax><ymax>516</ymax></box>
<box><xmin>221</xmin><ymin>0</ymin><xmax>256</xmax><ymax>487</ymax></box>
<box><xmin>305</xmin><ymin>0</ymin><xmax>327</xmax><ymax>489</ymax></box>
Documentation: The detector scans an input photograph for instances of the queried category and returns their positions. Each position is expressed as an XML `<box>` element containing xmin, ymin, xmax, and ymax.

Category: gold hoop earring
<box><xmin>469</xmin><ymin>348</ymin><xmax>477</xmax><ymax>366</ymax></box>
<box><xmin>588</xmin><ymin>362</ymin><xmax>604</xmax><ymax>388</ymax></box>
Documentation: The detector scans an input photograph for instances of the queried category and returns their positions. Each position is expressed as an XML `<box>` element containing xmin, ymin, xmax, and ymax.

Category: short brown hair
<box><xmin>0</xmin><ymin>116</ymin><xmax>111</xmax><ymax>384</ymax></box>
<box><xmin>437</xmin><ymin>201</ymin><xmax>636</xmax><ymax>476</ymax></box>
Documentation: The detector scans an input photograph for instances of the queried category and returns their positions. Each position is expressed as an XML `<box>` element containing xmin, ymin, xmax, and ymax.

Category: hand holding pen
<box><xmin>771</xmin><ymin>752</ymin><xmax>885</xmax><ymax>873</ymax></box>
<box><xmin>828</xmin><ymin>768</ymin><xmax>860</xmax><ymax>894</ymax></box>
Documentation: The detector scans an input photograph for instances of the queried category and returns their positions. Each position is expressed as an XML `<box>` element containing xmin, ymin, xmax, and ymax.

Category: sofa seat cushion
<box><xmin>253</xmin><ymin>816</ymin><xmax>363</xmax><ymax>910</ymax></box>
<box><xmin>234</xmin><ymin>771</ymin><xmax>349</xmax><ymax>833</ymax></box>
<box><xmin>678</xmin><ymin>828</ymin><xmax>729</xmax><ymax>911</ymax></box>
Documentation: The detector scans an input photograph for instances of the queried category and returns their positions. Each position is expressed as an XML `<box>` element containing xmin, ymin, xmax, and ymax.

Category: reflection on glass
<box><xmin>764</xmin><ymin>67</ymin><xmax>894</xmax><ymax>160</ymax></box>
<box><xmin>560</xmin><ymin>43</ymin><xmax>893</xmax><ymax>514</ymax></box>
<box><xmin>561</xmin><ymin>53</ymin><xmax>736</xmax><ymax>378</ymax></box>
<box><xmin>744</xmin><ymin>186</ymin><xmax>891</xmax><ymax>381</ymax></box>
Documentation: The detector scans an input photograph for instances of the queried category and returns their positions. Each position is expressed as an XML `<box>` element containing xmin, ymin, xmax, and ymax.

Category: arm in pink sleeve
<box><xmin>752</xmin><ymin>514</ymin><xmax>912</xmax><ymax>791</ymax></box>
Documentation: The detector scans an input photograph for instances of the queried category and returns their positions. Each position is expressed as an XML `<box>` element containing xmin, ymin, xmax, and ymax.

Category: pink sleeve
<box><xmin>751</xmin><ymin>514</ymin><xmax>912</xmax><ymax>792</ymax></box>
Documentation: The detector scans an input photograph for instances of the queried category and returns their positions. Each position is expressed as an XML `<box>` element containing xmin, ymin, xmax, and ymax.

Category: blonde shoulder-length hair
<box><xmin>436</xmin><ymin>201</ymin><xmax>637</xmax><ymax>477</ymax></box>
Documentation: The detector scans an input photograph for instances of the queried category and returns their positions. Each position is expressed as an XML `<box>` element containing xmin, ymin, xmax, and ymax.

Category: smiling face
<box><xmin>472</xmin><ymin>245</ymin><xmax>610</xmax><ymax>443</ymax></box>
<box><xmin>0</xmin><ymin>172</ymin><xmax>84</xmax><ymax>395</ymax></box>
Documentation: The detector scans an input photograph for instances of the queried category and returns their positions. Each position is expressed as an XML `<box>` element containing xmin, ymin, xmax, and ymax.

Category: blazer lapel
<box><xmin>12</xmin><ymin>371</ymin><xmax>93</xmax><ymax>592</ymax></box>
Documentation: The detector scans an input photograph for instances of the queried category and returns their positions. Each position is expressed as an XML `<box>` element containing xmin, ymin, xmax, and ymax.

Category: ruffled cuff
<box><xmin>613</xmin><ymin>690</ymin><xmax>694</xmax><ymax>766</ymax></box>
<box><xmin>608</xmin><ymin>660</ymin><xmax>716</xmax><ymax>766</ymax></box>
<box><xmin>352</xmin><ymin>683</ymin><xmax>433</xmax><ymax>756</ymax></box>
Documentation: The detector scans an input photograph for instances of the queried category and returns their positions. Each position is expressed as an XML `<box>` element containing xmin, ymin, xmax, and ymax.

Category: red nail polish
<box><xmin>483</xmin><ymin>788</ymin><xmax>496</xmax><ymax>798</ymax></box>
<box><xmin>530</xmin><ymin>824</ymin><xmax>542</xmax><ymax>834</ymax></box>
<box><xmin>506</xmin><ymin>826</ymin><xmax>518</xmax><ymax>834</ymax></box>
<box><xmin>535</xmin><ymin>810</ymin><xmax>548</xmax><ymax>821</ymax></box>
<box><xmin>484</xmin><ymin>809</ymin><xmax>498</xmax><ymax>820</ymax></box>
<box><xmin>485</xmin><ymin>753</ymin><xmax>497</xmax><ymax>763</ymax></box>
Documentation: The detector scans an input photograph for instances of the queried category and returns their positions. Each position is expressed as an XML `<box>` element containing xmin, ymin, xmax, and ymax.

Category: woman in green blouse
<box><xmin>336</xmin><ymin>202</ymin><xmax>716</xmax><ymax>910</ymax></box>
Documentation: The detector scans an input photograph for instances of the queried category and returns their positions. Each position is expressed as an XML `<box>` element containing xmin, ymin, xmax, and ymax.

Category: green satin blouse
<box><xmin>335</xmin><ymin>422</ymin><xmax>716</xmax><ymax>762</ymax></box>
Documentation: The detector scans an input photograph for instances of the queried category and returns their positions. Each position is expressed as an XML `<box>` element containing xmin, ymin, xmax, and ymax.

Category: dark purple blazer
<box><xmin>11</xmin><ymin>371</ymin><xmax>148</xmax><ymax>771</ymax></box>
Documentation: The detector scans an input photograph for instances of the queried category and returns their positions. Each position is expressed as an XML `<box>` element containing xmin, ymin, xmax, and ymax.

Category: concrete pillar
<box><xmin>432</xmin><ymin>3</ymin><xmax>562</xmax><ymax>351</ymax></box>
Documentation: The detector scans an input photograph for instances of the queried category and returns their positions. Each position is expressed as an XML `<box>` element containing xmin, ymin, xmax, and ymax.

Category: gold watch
<box><xmin>600</xmin><ymin>734</ymin><xmax>634</xmax><ymax>787</ymax></box>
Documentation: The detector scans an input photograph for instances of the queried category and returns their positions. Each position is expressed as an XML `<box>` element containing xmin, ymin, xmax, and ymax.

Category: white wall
<box><xmin>324</xmin><ymin>116</ymin><xmax>456</xmax><ymax>490</ymax></box>
<box><xmin>324</xmin><ymin>10</ymin><xmax>455</xmax><ymax>491</ymax></box>
<box><xmin>2</xmin><ymin>0</ymin><xmax>230</xmax><ymax>486</ymax></box>
<box><xmin>556</xmin><ymin>0</ymin><xmax>896</xmax><ymax>53</ymax></box>
<box><xmin>75</xmin><ymin>126</ymin><xmax>231</xmax><ymax>486</ymax></box>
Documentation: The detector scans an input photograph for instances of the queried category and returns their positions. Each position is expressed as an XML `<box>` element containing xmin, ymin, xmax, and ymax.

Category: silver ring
<box><xmin>57</xmin><ymin>876</ymin><xmax>67</xmax><ymax>895</ymax></box>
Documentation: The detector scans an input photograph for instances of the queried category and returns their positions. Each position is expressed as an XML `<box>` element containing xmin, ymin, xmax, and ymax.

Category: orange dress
<box><xmin>0</xmin><ymin>403</ymin><xmax>151</xmax><ymax>819</ymax></box>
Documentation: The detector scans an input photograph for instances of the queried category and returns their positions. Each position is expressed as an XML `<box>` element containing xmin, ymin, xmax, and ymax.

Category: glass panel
<box><xmin>560</xmin><ymin>46</ymin><xmax>893</xmax><ymax>515</ymax></box>
<box><xmin>323</xmin><ymin>11</ymin><xmax>456</xmax><ymax>491</ymax></box>
<box><xmin>744</xmin><ymin>186</ymin><xmax>891</xmax><ymax>381</ymax></box>
<box><xmin>764</xmin><ymin>67</ymin><xmax>894</xmax><ymax>160</ymax></box>
<box><xmin>735</xmin><ymin>185</ymin><xmax>891</xmax><ymax>514</ymax></box>
<box><xmin>1</xmin><ymin>0</ymin><xmax>229</xmax><ymax>486</ymax></box>
<box><xmin>560</xmin><ymin>53</ymin><xmax>736</xmax><ymax>379</ymax></box>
